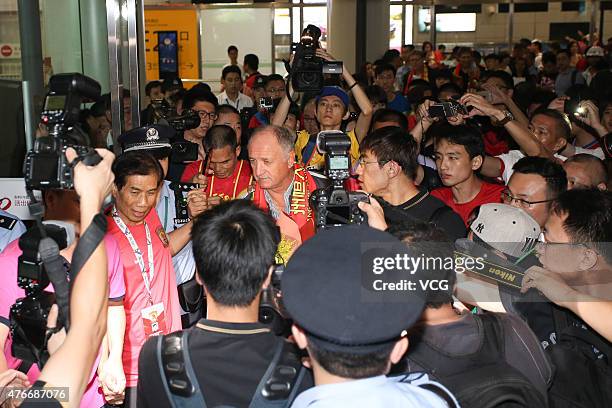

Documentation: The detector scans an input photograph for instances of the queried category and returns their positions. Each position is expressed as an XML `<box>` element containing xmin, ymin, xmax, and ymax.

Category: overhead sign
<box><xmin>144</xmin><ymin>9</ymin><xmax>200</xmax><ymax>81</ymax></box>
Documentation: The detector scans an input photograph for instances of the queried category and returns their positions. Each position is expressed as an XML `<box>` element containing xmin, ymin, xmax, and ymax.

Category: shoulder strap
<box><xmin>157</xmin><ymin>331</ymin><xmax>207</xmax><ymax>408</ymax></box>
<box><xmin>249</xmin><ymin>339</ymin><xmax>306</xmax><ymax>408</ymax></box>
<box><xmin>475</xmin><ymin>313</ymin><xmax>506</xmax><ymax>359</ymax></box>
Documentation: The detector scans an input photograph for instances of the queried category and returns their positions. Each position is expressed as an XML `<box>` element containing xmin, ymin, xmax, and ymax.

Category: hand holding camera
<box><xmin>66</xmin><ymin>147</ymin><xmax>115</xmax><ymax>210</ymax></box>
<box><xmin>460</xmin><ymin>93</ymin><xmax>505</xmax><ymax>121</ymax></box>
<box><xmin>357</xmin><ymin>196</ymin><xmax>387</xmax><ymax>231</ymax></box>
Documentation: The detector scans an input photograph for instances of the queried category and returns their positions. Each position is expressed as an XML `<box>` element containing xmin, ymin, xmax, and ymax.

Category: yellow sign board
<box><xmin>144</xmin><ymin>8</ymin><xmax>199</xmax><ymax>81</ymax></box>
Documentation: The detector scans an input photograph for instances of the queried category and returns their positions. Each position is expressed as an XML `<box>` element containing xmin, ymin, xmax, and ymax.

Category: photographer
<box><xmin>137</xmin><ymin>200</ymin><xmax>312</xmax><ymax>407</ymax></box>
<box><xmin>0</xmin><ymin>188</ymin><xmax>127</xmax><ymax>406</ymax></box>
<box><xmin>16</xmin><ymin>148</ymin><xmax>116</xmax><ymax>407</ymax></box>
<box><xmin>273</xmin><ymin>49</ymin><xmax>373</xmax><ymax>168</ymax></box>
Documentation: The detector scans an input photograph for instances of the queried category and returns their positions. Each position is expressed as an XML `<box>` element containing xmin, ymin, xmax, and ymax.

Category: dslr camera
<box><xmin>10</xmin><ymin>223</ymin><xmax>72</xmax><ymax>366</ymax></box>
<box><xmin>309</xmin><ymin>131</ymin><xmax>369</xmax><ymax>229</ymax></box>
<box><xmin>149</xmin><ymin>98</ymin><xmax>201</xmax><ymax>163</ymax></box>
<box><xmin>290</xmin><ymin>25</ymin><xmax>342</xmax><ymax>92</ymax></box>
<box><xmin>23</xmin><ymin>73</ymin><xmax>102</xmax><ymax>190</ymax></box>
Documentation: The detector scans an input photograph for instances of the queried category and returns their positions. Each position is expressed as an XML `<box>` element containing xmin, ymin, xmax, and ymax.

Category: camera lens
<box><xmin>301</xmin><ymin>72</ymin><xmax>317</xmax><ymax>85</ymax></box>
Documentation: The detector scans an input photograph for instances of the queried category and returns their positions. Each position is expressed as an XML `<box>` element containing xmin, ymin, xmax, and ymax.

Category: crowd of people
<box><xmin>0</xmin><ymin>36</ymin><xmax>612</xmax><ymax>408</ymax></box>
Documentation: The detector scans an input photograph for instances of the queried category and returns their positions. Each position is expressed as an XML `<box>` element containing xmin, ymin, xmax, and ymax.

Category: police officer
<box><xmin>0</xmin><ymin>209</ymin><xmax>26</xmax><ymax>253</ymax></box>
<box><xmin>118</xmin><ymin>125</ymin><xmax>205</xmax><ymax>327</ymax></box>
<box><xmin>282</xmin><ymin>225</ymin><xmax>455</xmax><ymax>407</ymax></box>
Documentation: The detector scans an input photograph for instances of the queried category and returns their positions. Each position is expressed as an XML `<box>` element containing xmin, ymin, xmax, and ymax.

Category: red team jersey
<box><xmin>181</xmin><ymin>160</ymin><xmax>253</xmax><ymax>200</ymax></box>
<box><xmin>431</xmin><ymin>181</ymin><xmax>504</xmax><ymax>226</ymax></box>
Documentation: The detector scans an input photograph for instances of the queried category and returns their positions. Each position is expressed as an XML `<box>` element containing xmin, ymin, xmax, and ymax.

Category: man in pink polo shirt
<box><xmin>108</xmin><ymin>151</ymin><xmax>194</xmax><ymax>407</ymax></box>
<box><xmin>0</xmin><ymin>188</ymin><xmax>126</xmax><ymax>408</ymax></box>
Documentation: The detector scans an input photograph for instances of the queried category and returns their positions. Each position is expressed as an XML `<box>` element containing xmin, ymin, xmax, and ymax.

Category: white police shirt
<box><xmin>290</xmin><ymin>375</ymin><xmax>451</xmax><ymax>408</ymax></box>
<box><xmin>0</xmin><ymin>210</ymin><xmax>26</xmax><ymax>253</ymax></box>
<box><xmin>156</xmin><ymin>180</ymin><xmax>195</xmax><ymax>285</ymax></box>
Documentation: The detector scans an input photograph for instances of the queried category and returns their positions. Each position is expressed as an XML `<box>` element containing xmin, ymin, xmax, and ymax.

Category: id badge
<box><xmin>141</xmin><ymin>302</ymin><xmax>167</xmax><ymax>338</ymax></box>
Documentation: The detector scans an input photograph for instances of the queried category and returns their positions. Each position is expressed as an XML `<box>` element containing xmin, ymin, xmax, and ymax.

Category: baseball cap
<box><xmin>586</xmin><ymin>46</ymin><xmax>605</xmax><ymax>57</ymax></box>
<box><xmin>316</xmin><ymin>86</ymin><xmax>349</xmax><ymax>108</ymax></box>
<box><xmin>162</xmin><ymin>76</ymin><xmax>183</xmax><ymax>93</ymax></box>
<box><xmin>282</xmin><ymin>225</ymin><xmax>425</xmax><ymax>354</ymax></box>
<box><xmin>470</xmin><ymin>203</ymin><xmax>540</xmax><ymax>258</ymax></box>
<box><xmin>118</xmin><ymin>124</ymin><xmax>175</xmax><ymax>157</ymax></box>
<box><xmin>253</xmin><ymin>75</ymin><xmax>267</xmax><ymax>90</ymax></box>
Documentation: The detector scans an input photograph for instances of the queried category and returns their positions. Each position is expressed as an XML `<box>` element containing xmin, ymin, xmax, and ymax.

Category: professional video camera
<box><xmin>310</xmin><ymin>131</ymin><xmax>369</xmax><ymax>229</ymax></box>
<box><xmin>148</xmin><ymin>97</ymin><xmax>201</xmax><ymax>163</ymax></box>
<box><xmin>10</xmin><ymin>224</ymin><xmax>73</xmax><ymax>366</ymax></box>
<box><xmin>289</xmin><ymin>24</ymin><xmax>342</xmax><ymax>92</ymax></box>
<box><xmin>23</xmin><ymin>73</ymin><xmax>103</xmax><ymax>190</ymax></box>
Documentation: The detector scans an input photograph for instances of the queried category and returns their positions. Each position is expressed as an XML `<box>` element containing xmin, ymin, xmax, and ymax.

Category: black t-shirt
<box><xmin>378</xmin><ymin>189</ymin><xmax>466</xmax><ymax>241</ymax></box>
<box><xmin>137</xmin><ymin>319</ymin><xmax>312</xmax><ymax>408</ymax></box>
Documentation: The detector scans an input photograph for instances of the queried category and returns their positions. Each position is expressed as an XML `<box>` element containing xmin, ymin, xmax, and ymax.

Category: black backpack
<box><xmin>156</xmin><ymin>330</ymin><xmax>306</xmax><ymax>408</ymax></box>
<box><xmin>546</xmin><ymin>308</ymin><xmax>612</xmax><ymax>408</ymax></box>
<box><xmin>407</xmin><ymin>313</ymin><xmax>547</xmax><ymax>408</ymax></box>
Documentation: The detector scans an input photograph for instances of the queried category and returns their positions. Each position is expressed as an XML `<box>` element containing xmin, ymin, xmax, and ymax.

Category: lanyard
<box><xmin>112</xmin><ymin>208</ymin><xmax>155</xmax><ymax>304</ymax></box>
<box><xmin>209</xmin><ymin>160</ymin><xmax>245</xmax><ymax>199</ymax></box>
<box><xmin>163</xmin><ymin>196</ymin><xmax>169</xmax><ymax>231</ymax></box>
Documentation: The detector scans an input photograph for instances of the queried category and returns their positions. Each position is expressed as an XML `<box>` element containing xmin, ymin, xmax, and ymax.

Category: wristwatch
<box><xmin>495</xmin><ymin>109</ymin><xmax>515</xmax><ymax>126</ymax></box>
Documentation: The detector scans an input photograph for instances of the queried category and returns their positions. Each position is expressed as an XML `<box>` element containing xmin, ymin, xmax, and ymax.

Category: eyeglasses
<box><xmin>356</xmin><ymin>157</ymin><xmax>389</xmax><ymax>168</ymax></box>
<box><xmin>194</xmin><ymin>110</ymin><xmax>217</xmax><ymax>121</ymax></box>
<box><xmin>501</xmin><ymin>190</ymin><xmax>553</xmax><ymax>209</ymax></box>
<box><xmin>266</xmin><ymin>87</ymin><xmax>285</xmax><ymax>94</ymax></box>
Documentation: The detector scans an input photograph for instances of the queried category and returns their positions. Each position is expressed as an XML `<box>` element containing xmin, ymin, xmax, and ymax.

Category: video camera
<box><xmin>148</xmin><ymin>98</ymin><xmax>201</xmax><ymax>163</ymax></box>
<box><xmin>259</xmin><ymin>263</ymin><xmax>290</xmax><ymax>336</ymax></box>
<box><xmin>309</xmin><ymin>131</ymin><xmax>369</xmax><ymax>229</ymax></box>
<box><xmin>23</xmin><ymin>73</ymin><xmax>103</xmax><ymax>190</ymax></box>
<box><xmin>289</xmin><ymin>25</ymin><xmax>342</xmax><ymax>92</ymax></box>
<box><xmin>10</xmin><ymin>223</ymin><xmax>73</xmax><ymax>366</ymax></box>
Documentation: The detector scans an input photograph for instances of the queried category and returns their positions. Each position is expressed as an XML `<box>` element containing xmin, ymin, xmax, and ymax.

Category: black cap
<box><xmin>162</xmin><ymin>76</ymin><xmax>183</xmax><ymax>93</ymax></box>
<box><xmin>282</xmin><ymin>225</ymin><xmax>425</xmax><ymax>354</ymax></box>
<box><xmin>118</xmin><ymin>124</ymin><xmax>175</xmax><ymax>158</ymax></box>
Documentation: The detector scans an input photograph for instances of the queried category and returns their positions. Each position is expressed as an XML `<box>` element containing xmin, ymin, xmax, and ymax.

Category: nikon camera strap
<box><xmin>157</xmin><ymin>331</ymin><xmax>306</xmax><ymax>408</ymax></box>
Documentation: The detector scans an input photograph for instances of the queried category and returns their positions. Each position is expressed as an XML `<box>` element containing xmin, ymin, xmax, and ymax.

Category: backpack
<box><xmin>156</xmin><ymin>330</ymin><xmax>306</xmax><ymax>408</ymax></box>
<box><xmin>407</xmin><ymin>313</ymin><xmax>547</xmax><ymax>408</ymax></box>
<box><xmin>546</xmin><ymin>308</ymin><xmax>612</xmax><ymax>408</ymax></box>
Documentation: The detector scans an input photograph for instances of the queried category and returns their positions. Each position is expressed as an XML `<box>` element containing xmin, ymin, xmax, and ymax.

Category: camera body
<box><xmin>10</xmin><ymin>224</ymin><xmax>70</xmax><ymax>366</ymax></box>
<box><xmin>428</xmin><ymin>100</ymin><xmax>469</xmax><ymax>119</ymax></box>
<box><xmin>24</xmin><ymin>73</ymin><xmax>102</xmax><ymax>190</ymax></box>
<box><xmin>309</xmin><ymin>131</ymin><xmax>368</xmax><ymax>229</ymax></box>
<box><xmin>149</xmin><ymin>97</ymin><xmax>201</xmax><ymax>163</ymax></box>
<box><xmin>290</xmin><ymin>25</ymin><xmax>342</xmax><ymax>92</ymax></box>
<box><xmin>564</xmin><ymin>98</ymin><xmax>587</xmax><ymax>120</ymax></box>
<box><xmin>259</xmin><ymin>96</ymin><xmax>274</xmax><ymax>110</ymax></box>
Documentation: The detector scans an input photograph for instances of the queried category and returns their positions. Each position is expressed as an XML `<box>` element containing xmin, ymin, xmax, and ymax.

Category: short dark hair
<box><xmin>227</xmin><ymin>45</ymin><xmax>238</xmax><ymax>54</ymax></box>
<box><xmin>551</xmin><ymin>189</ymin><xmax>612</xmax><ymax>263</ymax></box>
<box><xmin>531</xmin><ymin>108</ymin><xmax>572</xmax><ymax>141</ymax></box>
<box><xmin>265</xmin><ymin>74</ymin><xmax>285</xmax><ymax>86</ymax></box>
<box><xmin>183</xmin><ymin>89</ymin><xmax>219</xmax><ymax>111</ymax></box>
<box><xmin>382</xmin><ymin>49</ymin><xmax>400</xmax><ymax>63</ymax></box>
<box><xmin>437</xmin><ymin>82</ymin><xmax>463</xmax><ymax>98</ymax></box>
<box><xmin>360</xmin><ymin>126</ymin><xmax>418</xmax><ymax>179</ymax></box>
<box><xmin>145</xmin><ymin>80</ymin><xmax>162</xmax><ymax>96</ymax></box>
<box><xmin>244</xmin><ymin>53</ymin><xmax>259</xmax><ymax>71</ymax></box>
<box><xmin>374</xmin><ymin>63</ymin><xmax>396</xmax><ymax>78</ymax></box>
<box><xmin>388</xmin><ymin>222</ymin><xmax>454</xmax><ymax>308</ymax></box>
<box><xmin>557</xmin><ymin>49</ymin><xmax>571</xmax><ymax>58</ymax></box>
<box><xmin>542</xmin><ymin>52</ymin><xmax>557</xmax><ymax>65</ymax></box>
<box><xmin>458</xmin><ymin>47</ymin><xmax>472</xmax><ymax>56</ymax></box>
<box><xmin>204</xmin><ymin>124</ymin><xmax>237</xmax><ymax>151</ymax></box>
<box><xmin>221</xmin><ymin>65</ymin><xmax>242</xmax><ymax>80</ymax></box>
<box><xmin>192</xmin><ymin>200</ymin><xmax>280</xmax><ymax>306</ymax></box>
<box><xmin>484</xmin><ymin>53</ymin><xmax>501</xmax><ymax>62</ymax></box>
<box><xmin>365</xmin><ymin>85</ymin><xmax>387</xmax><ymax>105</ymax></box>
<box><xmin>217</xmin><ymin>104</ymin><xmax>240</xmax><ymax>117</ymax></box>
<box><xmin>371</xmin><ymin>108</ymin><xmax>408</xmax><ymax>130</ymax></box>
<box><xmin>307</xmin><ymin>340</ymin><xmax>395</xmax><ymax>379</ymax></box>
<box><xmin>434</xmin><ymin>124</ymin><xmax>485</xmax><ymax>160</ymax></box>
<box><xmin>512</xmin><ymin>156</ymin><xmax>567</xmax><ymax>200</ymax></box>
<box><xmin>481</xmin><ymin>70</ymin><xmax>514</xmax><ymax>90</ymax></box>
<box><xmin>112</xmin><ymin>151</ymin><xmax>163</xmax><ymax>191</ymax></box>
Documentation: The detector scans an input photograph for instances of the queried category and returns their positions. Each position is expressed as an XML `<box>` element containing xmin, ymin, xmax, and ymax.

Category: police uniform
<box><xmin>281</xmin><ymin>226</ymin><xmax>455</xmax><ymax>408</ymax></box>
<box><xmin>118</xmin><ymin>125</ymin><xmax>196</xmax><ymax>285</ymax></box>
<box><xmin>0</xmin><ymin>210</ymin><xmax>26</xmax><ymax>253</ymax></box>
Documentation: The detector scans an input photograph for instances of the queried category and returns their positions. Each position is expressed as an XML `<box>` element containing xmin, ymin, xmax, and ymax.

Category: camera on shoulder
<box><xmin>310</xmin><ymin>131</ymin><xmax>369</xmax><ymax>229</ymax></box>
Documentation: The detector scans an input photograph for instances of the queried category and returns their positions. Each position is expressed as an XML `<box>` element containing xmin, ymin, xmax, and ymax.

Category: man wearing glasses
<box><xmin>167</xmin><ymin>90</ymin><xmax>219</xmax><ymax>183</ymax></box>
<box><xmin>502</xmin><ymin>156</ymin><xmax>567</xmax><ymax>228</ymax></box>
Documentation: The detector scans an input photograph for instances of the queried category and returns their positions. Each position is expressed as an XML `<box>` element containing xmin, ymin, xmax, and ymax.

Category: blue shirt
<box><xmin>156</xmin><ymin>180</ymin><xmax>195</xmax><ymax>285</ymax></box>
<box><xmin>0</xmin><ymin>210</ymin><xmax>26</xmax><ymax>253</ymax></box>
<box><xmin>291</xmin><ymin>375</ymin><xmax>451</xmax><ymax>408</ymax></box>
<box><xmin>387</xmin><ymin>92</ymin><xmax>410</xmax><ymax>114</ymax></box>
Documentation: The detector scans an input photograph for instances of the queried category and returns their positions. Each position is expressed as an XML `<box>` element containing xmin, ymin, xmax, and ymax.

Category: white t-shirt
<box><xmin>217</xmin><ymin>91</ymin><xmax>253</xmax><ymax>111</ymax></box>
<box><xmin>497</xmin><ymin>147</ymin><xmax>605</xmax><ymax>183</ymax></box>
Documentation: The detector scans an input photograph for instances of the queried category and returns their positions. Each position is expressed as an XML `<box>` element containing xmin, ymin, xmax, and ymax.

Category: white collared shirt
<box><xmin>217</xmin><ymin>91</ymin><xmax>253</xmax><ymax>110</ymax></box>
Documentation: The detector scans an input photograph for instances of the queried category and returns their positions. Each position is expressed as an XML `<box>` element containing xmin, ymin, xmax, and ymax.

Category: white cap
<box><xmin>586</xmin><ymin>46</ymin><xmax>605</xmax><ymax>57</ymax></box>
<box><xmin>470</xmin><ymin>203</ymin><xmax>540</xmax><ymax>258</ymax></box>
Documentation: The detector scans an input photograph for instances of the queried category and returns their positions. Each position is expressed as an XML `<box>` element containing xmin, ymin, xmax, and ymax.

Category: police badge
<box><xmin>146</xmin><ymin>127</ymin><xmax>159</xmax><ymax>141</ymax></box>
